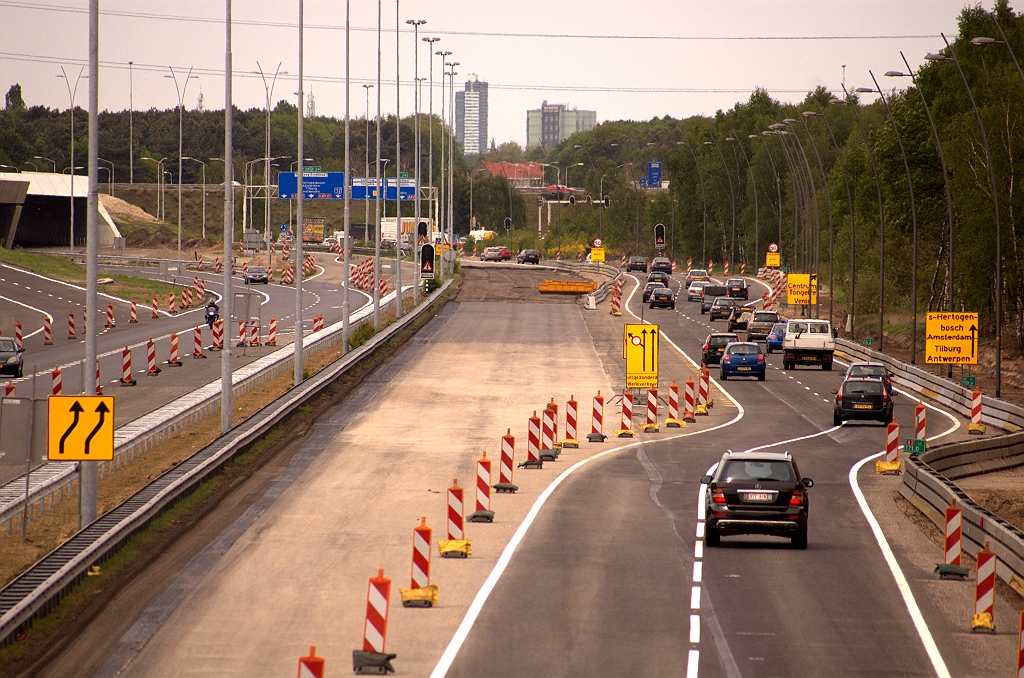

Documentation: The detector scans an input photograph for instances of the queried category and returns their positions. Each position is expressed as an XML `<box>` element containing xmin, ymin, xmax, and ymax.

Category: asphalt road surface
<box><xmin>44</xmin><ymin>266</ymin><xmax>1019</xmax><ymax>677</ymax></box>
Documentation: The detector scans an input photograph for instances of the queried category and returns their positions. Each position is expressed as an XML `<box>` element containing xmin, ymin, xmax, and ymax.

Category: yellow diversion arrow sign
<box><xmin>48</xmin><ymin>395</ymin><xmax>115</xmax><ymax>461</ymax></box>
<box><xmin>624</xmin><ymin>323</ymin><xmax>659</xmax><ymax>389</ymax></box>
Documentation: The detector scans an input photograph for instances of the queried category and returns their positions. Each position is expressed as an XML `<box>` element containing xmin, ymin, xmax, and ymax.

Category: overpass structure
<box><xmin>0</xmin><ymin>172</ymin><xmax>121</xmax><ymax>249</ymax></box>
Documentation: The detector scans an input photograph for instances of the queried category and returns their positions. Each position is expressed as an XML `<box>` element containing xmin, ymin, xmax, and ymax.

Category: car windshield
<box><xmin>850</xmin><ymin>365</ymin><xmax>887</xmax><ymax>378</ymax></box>
<box><xmin>714</xmin><ymin>299</ymin><xmax>735</xmax><ymax>306</ymax></box>
<box><xmin>646</xmin><ymin>282</ymin><xmax>664</xmax><ymax>290</ymax></box>
<box><xmin>754</xmin><ymin>313</ymin><xmax>778</xmax><ymax>322</ymax></box>
<box><xmin>0</xmin><ymin>338</ymin><xmax>15</xmax><ymax>352</ymax></box>
<box><xmin>788</xmin><ymin>321</ymin><xmax>808</xmax><ymax>333</ymax></box>
<box><xmin>727</xmin><ymin>279</ymin><xmax>743</xmax><ymax>286</ymax></box>
<box><xmin>770</xmin><ymin>323</ymin><xmax>787</xmax><ymax>334</ymax></box>
<box><xmin>630</xmin><ymin>257</ymin><xmax>645</xmax><ymax>262</ymax></box>
<box><xmin>844</xmin><ymin>381</ymin><xmax>883</xmax><ymax>394</ymax></box>
<box><xmin>249</xmin><ymin>267</ymin><xmax>266</xmax><ymax>274</ymax></box>
<box><xmin>709</xmin><ymin>335</ymin><xmax>736</xmax><ymax>347</ymax></box>
<box><xmin>727</xmin><ymin>344</ymin><xmax>759</xmax><ymax>355</ymax></box>
<box><xmin>721</xmin><ymin>460</ymin><xmax>794</xmax><ymax>482</ymax></box>
<box><xmin>690</xmin><ymin>270</ymin><xmax>707</xmax><ymax>276</ymax></box>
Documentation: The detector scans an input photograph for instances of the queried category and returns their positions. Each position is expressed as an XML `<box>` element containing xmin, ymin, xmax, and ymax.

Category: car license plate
<box><xmin>744</xmin><ymin>492</ymin><xmax>772</xmax><ymax>502</ymax></box>
<box><xmin>801</xmin><ymin>356</ymin><xmax>815</xmax><ymax>361</ymax></box>
<box><xmin>854</xmin><ymin>404</ymin><xmax>873</xmax><ymax>410</ymax></box>
<box><xmin>738</xmin><ymin>366</ymin><xmax>751</xmax><ymax>371</ymax></box>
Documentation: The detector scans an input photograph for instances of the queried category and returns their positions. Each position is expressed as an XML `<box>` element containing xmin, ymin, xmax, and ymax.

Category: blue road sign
<box><xmin>638</xmin><ymin>178</ymin><xmax>648</xmax><ymax>189</ymax></box>
<box><xmin>278</xmin><ymin>172</ymin><xmax>346</xmax><ymax>200</ymax></box>
<box><xmin>350</xmin><ymin>177</ymin><xmax>417</xmax><ymax>201</ymax></box>
<box><xmin>647</xmin><ymin>162</ymin><xmax>662</xmax><ymax>188</ymax></box>
<box><xmin>279</xmin><ymin>224</ymin><xmax>288</xmax><ymax>232</ymax></box>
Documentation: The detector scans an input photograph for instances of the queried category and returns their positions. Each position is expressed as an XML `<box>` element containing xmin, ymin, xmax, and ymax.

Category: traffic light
<box><xmin>654</xmin><ymin>223</ymin><xmax>665</xmax><ymax>248</ymax></box>
<box><xmin>503</xmin><ymin>216</ymin><xmax>512</xmax><ymax>231</ymax></box>
<box><xmin>603</xmin><ymin>196</ymin><xmax>610</xmax><ymax>208</ymax></box>
<box><xmin>569</xmin><ymin>195</ymin><xmax>576</xmax><ymax>206</ymax></box>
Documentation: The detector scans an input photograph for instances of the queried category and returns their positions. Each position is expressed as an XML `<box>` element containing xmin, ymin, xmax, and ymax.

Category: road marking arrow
<box><xmin>59</xmin><ymin>400</ymin><xmax>84</xmax><ymax>455</ymax></box>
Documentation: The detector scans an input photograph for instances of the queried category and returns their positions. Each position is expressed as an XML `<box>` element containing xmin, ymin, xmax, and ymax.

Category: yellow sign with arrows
<box><xmin>47</xmin><ymin>395</ymin><xmax>115</xmax><ymax>461</ymax></box>
<box><xmin>925</xmin><ymin>312</ymin><xmax>978</xmax><ymax>365</ymax></box>
<box><xmin>624</xmin><ymin>323</ymin><xmax>659</xmax><ymax>388</ymax></box>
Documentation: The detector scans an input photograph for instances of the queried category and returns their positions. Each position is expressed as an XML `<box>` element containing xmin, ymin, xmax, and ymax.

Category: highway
<box><xmin>36</xmin><ymin>265</ymin><xmax>1019</xmax><ymax>677</ymax></box>
<box><xmin>0</xmin><ymin>255</ymin><xmax>375</xmax><ymax>483</ymax></box>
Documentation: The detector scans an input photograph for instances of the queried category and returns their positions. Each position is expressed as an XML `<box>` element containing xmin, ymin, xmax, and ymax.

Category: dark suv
<box><xmin>726</xmin><ymin>278</ymin><xmax>749</xmax><ymax>300</ymax></box>
<box><xmin>832</xmin><ymin>377</ymin><xmax>894</xmax><ymax>426</ymax></box>
<box><xmin>702</xmin><ymin>332</ymin><xmax>738</xmax><ymax>365</ymax></box>
<box><xmin>0</xmin><ymin>337</ymin><xmax>24</xmax><ymax>378</ymax></box>
<box><xmin>702</xmin><ymin>451</ymin><xmax>813</xmax><ymax>549</ymax></box>
<box><xmin>651</xmin><ymin>257</ymin><xmax>673</xmax><ymax>274</ymax></box>
<box><xmin>626</xmin><ymin>256</ymin><xmax>648</xmax><ymax>272</ymax></box>
<box><xmin>700</xmin><ymin>285</ymin><xmax>728</xmax><ymax>314</ymax></box>
<box><xmin>517</xmin><ymin>249</ymin><xmax>540</xmax><ymax>264</ymax></box>
<box><xmin>709</xmin><ymin>297</ymin><xmax>737</xmax><ymax>321</ymax></box>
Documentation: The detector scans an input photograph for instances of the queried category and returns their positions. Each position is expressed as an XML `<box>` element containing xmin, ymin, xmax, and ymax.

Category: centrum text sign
<box><xmin>786</xmin><ymin>273</ymin><xmax>817</xmax><ymax>305</ymax></box>
<box><xmin>925</xmin><ymin>312</ymin><xmax>978</xmax><ymax>365</ymax></box>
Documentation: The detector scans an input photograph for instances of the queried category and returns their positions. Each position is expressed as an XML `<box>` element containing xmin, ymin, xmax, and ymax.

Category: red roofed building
<box><xmin>472</xmin><ymin>160</ymin><xmax>545</xmax><ymax>189</ymax></box>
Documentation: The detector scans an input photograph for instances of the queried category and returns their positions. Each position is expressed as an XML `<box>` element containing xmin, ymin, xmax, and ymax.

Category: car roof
<box><xmin>848</xmin><ymin>361</ymin><xmax>885</xmax><ymax>368</ymax></box>
<box><xmin>709</xmin><ymin>332</ymin><xmax>738</xmax><ymax>338</ymax></box>
<box><xmin>727</xmin><ymin>278</ymin><xmax>744</xmax><ymax>283</ymax></box>
<box><xmin>771</xmin><ymin>322</ymin><xmax>787</xmax><ymax>329</ymax></box>
<box><xmin>722</xmin><ymin>450</ymin><xmax>792</xmax><ymax>462</ymax></box>
<box><xmin>725</xmin><ymin>341</ymin><xmax>759</xmax><ymax>347</ymax></box>
<box><xmin>653</xmin><ymin>257</ymin><xmax>670</xmax><ymax>262</ymax></box>
<box><xmin>842</xmin><ymin>376</ymin><xmax>882</xmax><ymax>383</ymax></box>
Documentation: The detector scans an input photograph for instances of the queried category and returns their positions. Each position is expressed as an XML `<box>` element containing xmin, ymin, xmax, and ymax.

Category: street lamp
<box><xmin>165</xmin><ymin>65</ymin><xmax>198</xmax><ymax>273</ymax></box>
<box><xmin>680</xmin><ymin>140</ymin><xmax>707</xmax><ymax>266</ymax></box>
<box><xmin>57</xmin><ymin>66</ymin><xmax>86</xmax><ymax>251</ymax></box>
<box><xmin>705</xmin><ymin>138</ymin><xmax>737</xmax><ymax>271</ymax></box>
<box><xmin>255</xmin><ymin>61</ymin><xmax>287</xmax><ymax>267</ymax></box>
<box><xmin>97</xmin><ymin>158</ymin><xmax>114</xmax><ymax>195</ymax></box>
<box><xmin>859</xmin><ymin>73</ymin><xmax>920</xmax><ymax>361</ymax></box>
<box><xmin>726</xmin><ymin>136</ymin><xmax>758</xmax><ymax>271</ymax></box>
<box><xmin>182</xmin><ymin>157</ymin><xmax>206</xmax><ymax>239</ymax></box>
<box><xmin>887</xmin><ymin>54</ymin><xmax>955</xmax><ymax>364</ymax></box>
<box><xmin>767</xmin><ymin>126</ymin><xmax>803</xmax><ymax>269</ymax></box>
<box><xmin>34</xmin><ymin>156</ymin><xmax>56</xmax><ymax>173</ymax></box>
<box><xmin>750</xmin><ymin>133</ymin><xmax>783</xmax><ymax>263</ymax></box>
<box><xmin>141</xmin><ymin>156</ymin><xmax>165</xmax><ymax>219</ymax></box>
<box><xmin>407</xmin><ymin>18</ymin><xmax>426</xmax><ymax>305</ymax></box>
<box><xmin>793</xmin><ymin>117</ymin><xmax>831</xmax><ymax>320</ymax></box>
<box><xmin>782</xmin><ymin>119</ymin><xmax>820</xmax><ymax>292</ymax></box>
<box><xmin>22</xmin><ymin>161</ymin><xmax>37</xmax><ymax>172</ymax></box>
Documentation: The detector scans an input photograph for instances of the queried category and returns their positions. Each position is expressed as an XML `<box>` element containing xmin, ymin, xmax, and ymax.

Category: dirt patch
<box><xmin>457</xmin><ymin>264</ymin><xmax>591</xmax><ymax>303</ymax></box>
<box><xmin>99</xmin><ymin>194</ymin><xmax>160</xmax><ymax>225</ymax></box>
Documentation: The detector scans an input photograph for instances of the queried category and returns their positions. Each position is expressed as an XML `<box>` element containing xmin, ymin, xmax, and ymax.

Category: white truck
<box><xmin>782</xmin><ymin>318</ymin><xmax>836</xmax><ymax>371</ymax></box>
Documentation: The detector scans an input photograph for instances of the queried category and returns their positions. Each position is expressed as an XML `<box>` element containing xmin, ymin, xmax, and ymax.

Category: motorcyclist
<box><xmin>205</xmin><ymin>300</ymin><xmax>219</xmax><ymax>329</ymax></box>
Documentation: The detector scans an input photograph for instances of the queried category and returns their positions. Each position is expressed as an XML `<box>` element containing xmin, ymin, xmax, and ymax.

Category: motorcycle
<box><xmin>205</xmin><ymin>305</ymin><xmax>219</xmax><ymax>330</ymax></box>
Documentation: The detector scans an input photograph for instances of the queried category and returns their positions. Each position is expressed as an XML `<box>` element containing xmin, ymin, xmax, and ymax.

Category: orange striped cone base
<box><xmin>353</xmin><ymin>570</ymin><xmax>398</xmax><ymax>674</ymax></box>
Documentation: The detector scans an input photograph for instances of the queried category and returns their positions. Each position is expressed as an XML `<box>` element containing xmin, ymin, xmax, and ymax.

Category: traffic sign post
<box><xmin>925</xmin><ymin>312</ymin><xmax>979</xmax><ymax>365</ymax></box>
<box><xmin>47</xmin><ymin>395</ymin><xmax>115</xmax><ymax>461</ymax></box>
<box><xmin>420</xmin><ymin>244</ymin><xmax>435</xmax><ymax>280</ymax></box>
<box><xmin>623</xmin><ymin>323</ymin><xmax>659</xmax><ymax>389</ymax></box>
<box><xmin>654</xmin><ymin>223</ymin><xmax>665</xmax><ymax>250</ymax></box>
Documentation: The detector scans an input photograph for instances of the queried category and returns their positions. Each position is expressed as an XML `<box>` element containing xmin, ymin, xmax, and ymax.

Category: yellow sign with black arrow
<box><xmin>925</xmin><ymin>312</ymin><xmax>979</xmax><ymax>365</ymax></box>
<box><xmin>48</xmin><ymin>395</ymin><xmax>115</xmax><ymax>461</ymax></box>
<box><xmin>624</xmin><ymin>323</ymin><xmax>659</xmax><ymax>389</ymax></box>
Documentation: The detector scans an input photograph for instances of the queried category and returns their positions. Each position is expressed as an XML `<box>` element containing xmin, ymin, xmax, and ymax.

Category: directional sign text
<box><xmin>925</xmin><ymin>312</ymin><xmax>978</xmax><ymax>365</ymax></box>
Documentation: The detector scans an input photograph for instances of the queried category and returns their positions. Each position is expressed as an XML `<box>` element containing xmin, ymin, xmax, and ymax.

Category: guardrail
<box><xmin>0</xmin><ymin>288</ymin><xmax>407</xmax><ymax>535</ymax></box>
<box><xmin>0</xmin><ymin>279</ymin><xmax>453</xmax><ymax>647</ymax></box>
<box><xmin>832</xmin><ymin>339</ymin><xmax>1024</xmax><ymax>597</ymax></box>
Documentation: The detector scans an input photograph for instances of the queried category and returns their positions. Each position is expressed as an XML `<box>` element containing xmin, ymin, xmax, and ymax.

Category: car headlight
<box><xmin>6</xmin><ymin>356</ymin><xmax>19</xmax><ymax>364</ymax></box>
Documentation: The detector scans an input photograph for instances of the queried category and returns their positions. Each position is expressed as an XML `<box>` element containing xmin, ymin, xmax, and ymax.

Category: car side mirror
<box><xmin>892</xmin><ymin>389</ymin><xmax>899</xmax><ymax>397</ymax></box>
<box><xmin>803</xmin><ymin>478</ymin><xmax>814</xmax><ymax>488</ymax></box>
<box><xmin>830</xmin><ymin>389</ymin><xmax>838</xmax><ymax>395</ymax></box>
<box><xmin>700</xmin><ymin>475</ymin><xmax>713</xmax><ymax>485</ymax></box>
<box><xmin>17</xmin><ymin>348</ymin><xmax>25</xmax><ymax>353</ymax></box>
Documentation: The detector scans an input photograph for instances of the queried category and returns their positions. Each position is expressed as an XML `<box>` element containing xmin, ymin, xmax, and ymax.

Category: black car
<box><xmin>647</xmin><ymin>271</ymin><xmax>670</xmax><ymax>287</ymax></box>
<box><xmin>709</xmin><ymin>297</ymin><xmax>737</xmax><ymax>320</ymax></box>
<box><xmin>517</xmin><ymin>249</ymin><xmax>540</xmax><ymax>264</ymax></box>
<box><xmin>700</xmin><ymin>285</ymin><xmax>728</xmax><ymax>314</ymax></box>
<box><xmin>727</xmin><ymin>306</ymin><xmax>751</xmax><ymax>332</ymax></box>
<box><xmin>651</xmin><ymin>257</ymin><xmax>673</xmax><ymax>274</ymax></box>
<box><xmin>726</xmin><ymin>278</ymin><xmax>749</xmax><ymax>300</ymax></box>
<box><xmin>832</xmin><ymin>377</ymin><xmax>894</xmax><ymax>426</ymax></box>
<box><xmin>0</xmin><ymin>336</ymin><xmax>23</xmax><ymax>378</ymax></box>
<box><xmin>843</xmin><ymin>361</ymin><xmax>894</xmax><ymax>395</ymax></box>
<box><xmin>626</xmin><ymin>256</ymin><xmax>649</xmax><ymax>272</ymax></box>
<box><xmin>649</xmin><ymin>287</ymin><xmax>675</xmax><ymax>309</ymax></box>
<box><xmin>701</xmin><ymin>332</ymin><xmax>738</xmax><ymax>365</ymax></box>
<box><xmin>702</xmin><ymin>450</ymin><xmax>813</xmax><ymax>549</ymax></box>
<box><xmin>245</xmin><ymin>266</ymin><xmax>269</xmax><ymax>284</ymax></box>
<box><xmin>642</xmin><ymin>281</ymin><xmax>666</xmax><ymax>303</ymax></box>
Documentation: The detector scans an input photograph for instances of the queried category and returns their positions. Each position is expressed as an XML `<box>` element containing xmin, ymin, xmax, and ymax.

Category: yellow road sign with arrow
<box><xmin>624</xmin><ymin>323</ymin><xmax>659</xmax><ymax>388</ymax></box>
<box><xmin>48</xmin><ymin>395</ymin><xmax>115</xmax><ymax>461</ymax></box>
<box><xmin>925</xmin><ymin>312</ymin><xmax>978</xmax><ymax>364</ymax></box>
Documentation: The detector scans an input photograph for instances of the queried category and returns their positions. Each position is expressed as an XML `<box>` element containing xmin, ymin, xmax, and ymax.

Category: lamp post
<box><xmin>888</xmin><ymin>54</ymin><xmax>955</xmax><ymax>366</ymax></box>
<box><xmin>705</xmin><ymin>138</ymin><xmax>737</xmax><ymax>271</ymax></box>
<box><xmin>407</xmin><ymin>18</ymin><xmax>426</xmax><ymax>304</ymax></box>
<box><xmin>362</xmin><ymin>83</ymin><xmax>373</xmax><ymax>242</ymax></box>
<box><xmin>424</xmin><ymin>38</ymin><xmax>441</xmax><ymax>253</ymax></box>
<box><xmin>141</xmin><ymin>156</ymin><xmax>164</xmax><ymax>219</ymax></box>
<box><xmin>344</xmin><ymin>0</ymin><xmax>352</xmax><ymax>350</ymax></box>
<box><xmin>841</xmin><ymin>84</ymin><xmax>887</xmax><ymax>349</ymax></box>
<box><xmin>287</xmin><ymin>157</ymin><xmax>312</xmax><ymax>236</ymax></box>
<box><xmin>446</xmin><ymin>63</ymin><xmax>458</xmax><ymax>275</ymax></box>
<box><xmin>374</xmin><ymin>0</ymin><xmax>383</xmax><ymax>328</ymax></box>
<box><xmin>726</xmin><ymin>136</ymin><xmax>758</xmax><ymax>270</ymax></box>
<box><xmin>255</xmin><ymin>61</ymin><xmax>286</xmax><ymax>269</ymax></box>
<box><xmin>782</xmin><ymin>119</ymin><xmax>820</xmax><ymax>293</ymax></box>
<box><xmin>222</xmin><ymin>0</ymin><xmax>234</xmax><ymax>435</ymax></box>
<box><xmin>182</xmin><ymin>157</ymin><xmax>206</xmax><ymax>239</ymax></box>
<box><xmin>680</xmin><ymin>140</ymin><xmax>707</xmax><ymax>266</ymax></box>
<box><xmin>394</xmin><ymin>0</ymin><xmax>404</xmax><ymax>317</ymax></box>
<box><xmin>859</xmin><ymin>72</ymin><xmax>920</xmax><ymax>362</ymax></box>
<box><xmin>928</xmin><ymin>34</ymin><xmax>1002</xmax><ymax>396</ymax></box>
<box><xmin>796</xmin><ymin>115</ymin><xmax>834</xmax><ymax>321</ymax></box>
<box><xmin>435</xmin><ymin>49</ymin><xmax>451</xmax><ymax>280</ymax></box>
<box><xmin>97</xmin><ymin>158</ymin><xmax>114</xmax><ymax>195</ymax></box>
<box><xmin>751</xmin><ymin>133</ymin><xmax>783</xmax><ymax>259</ymax></box>
<box><xmin>768</xmin><ymin>126</ymin><xmax>802</xmax><ymax>269</ymax></box>
<box><xmin>295</xmin><ymin>0</ymin><xmax>306</xmax><ymax>386</ymax></box>
<box><xmin>34</xmin><ymin>156</ymin><xmax>56</xmax><ymax>173</ymax></box>
<box><xmin>129</xmin><ymin>60</ymin><xmax>134</xmax><ymax>183</ymax></box>
<box><xmin>57</xmin><ymin>66</ymin><xmax>85</xmax><ymax>252</ymax></box>
<box><xmin>165</xmin><ymin>65</ymin><xmax>198</xmax><ymax>274</ymax></box>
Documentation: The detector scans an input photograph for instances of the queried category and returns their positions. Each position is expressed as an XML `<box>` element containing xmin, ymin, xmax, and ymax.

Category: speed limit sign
<box><xmin>768</xmin><ymin>242</ymin><xmax>779</xmax><ymax>253</ymax></box>
<box><xmin>593</xmin><ymin>238</ymin><xmax>603</xmax><ymax>248</ymax></box>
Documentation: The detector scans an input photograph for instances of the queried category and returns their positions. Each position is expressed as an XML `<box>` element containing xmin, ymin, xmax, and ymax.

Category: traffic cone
<box><xmin>640</xmin><ymin>387</ymin><xmax>659</xmax><ymax>432</ymax></box>
<box><xmin>438</xmin><ymin>478</ymin><xmax>471</xmax><ymax>557</ymax></box>
<box><xmin>615</xmin><ymin>390</ymin><xmax>634</xmax><ymax>437</ymax></box>
<box><xmin>563</xmin><ymin>396</ymin><xmax>580</xmax><ymax>447</ymax></box>
<box><xmin>494</xmin><ymin>429</ymin><xmax>518</xmax><ymax>492</ymax></box>
<box><xmin>587</xmin><ymin>390</ymin><xmax>606</xmax><ymax>442</ymax></box>
<box><xmin>666</xmin><ymin>380</ymin><xmax>685</xmax><ymax>427</ymax></box>
<box><xmin>400</xmin><ymin>517</ymin><xmax>438</xmax><ymax>607</ymax></box>
<box><xmin>876</xmin><ymin>422</ymin><xmax>901</xmax><ymax>474</ymax></box>
<box><xmin>971</xmin><ymin>540</ymin><xmax>996</xmax><ymax>632</ymax></box>
<box><xmin>934</xmin><ymin>503</ymin><xmax>969</xmax><ymax>579</ymax></box>
<box><xmin>298</xmin><ymin>645</ymin><xmax>325</xmax><ymax>678</ymax></box>
<box><xmin>468</xmin><ymin>451</ymin><xmax>494</xmax><ymax>523</ymax></box>
<box><xmin>353</xmin><ymin>570</ymin><xmax>397</xmax><ymax>674</ymax></box>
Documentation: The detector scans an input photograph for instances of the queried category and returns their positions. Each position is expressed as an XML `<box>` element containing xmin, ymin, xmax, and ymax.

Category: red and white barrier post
<box><xmin>667</xmin><ymin>379</ymin><xmax>684</xmax><ymax>427</ymax></box>
<box><xmin>563</xmin><ymin>396</ymin><xmax>579</xmax><ymax>447</ymax></box>
<box><xmin>105</xmin><ymin>304</ymin><xmax>115</xmax><ymax>328</ymax></box>
<box><xmin>249</xmin><ymin>319</ymin><xmax>261</xmax><ymax>347</ymax></box>
<box><xmin>616</xmin><ymin>390</ymin><xmax>634</xmax><ymax>437</ymax></box>
<box><xmin>968</xmin><ymin>389</ymin><xmax>986</xmax><ymax>434</ymax></box>
<box><xmin>152</xmin><ymin>297</ymin><xmax>159</xmax><ymax>319</ymax></box>
<box><xmin>527</xmin><ymin>412</ymin><xmax>541</xmax><ymax>462</ymax></box>
<box><xmin>129</xmin><ymin>300</ymin><xmax>138</xmax><ymax>323</ymax></box>
<box><xmin>43</xmin><ymin>315</ymin><xmax>52</xmax><ymax>345</ymax></box>
<box><xmin>168</xmin><ymin>291</ymin><xmax>176</xmax><ymax>314</ymax></box>
<box><xmin>1017</xmin><ymin>612</ymin><xmax>1024</xmax><ymax>677</ymax></box>
<box><xmin>267</xmin><ymin>317</ymin><xmax>277</xmax><ymax>346</ymax></box>
<box><xmin>167</xmin><ymin>331</ymin><xmax>182</xmax><ymax>366</ymax></box>
<box><xmin>972</xmin><ymin>540</ymin><xmax>996</xmax><ymax>631</ymax></box>
<box><xmin>399</xmin><ymin>517</ymin><xmax>438</xmax><ymax>608</ymax></box>
<box><xmin>147</xmin><ymin>339</ymin><xmax>161</xmax><ymax>375</ymax></box>
<box><xmin>541</xmin><ymin>406</ymin><xmax>554</xmax><ymax>451</ymax></box>
<box><xmin>193</xmin><ymin>326</ymin><xmax>206</xmax><ymax>359</ymax></box>
<box><xmin>14</xmin><ymin>322</ymin><xmax>22</xmax><ymax>350</ymax></box>
<box><xmin>915</xmin><ymin>401</ymin><xmax>926</xmax><ymax>442</ymax></box>
<box><xmin>876</xmin><ymin>422</ymin><xmax>901</xmax><ymax>474</ymax></box>
<box><xmin>68</xmin><ymin>312</ymin><xmax>76</xmax><ymax>339</ymax></box>
<box><xmin>470</xmin><ymin>451</ymin><xmax>493</xmax><ymax>520</ymax></box>
<box><xmin>237</xmin><ymin>321</ymin><xmax>246</xmax><ymax>347</ymax></box>
<box><xmin>696</xmin><ymin>368</ymin><xmax>710</xmax><ymax>415</ymax></box>
<box><xmin>496</xmin><ymin>429</ymin><xmax>516</xmax><ymax>490</ymax></box>
<box><xmin>4</xmin><ymin>381</ymin><xmax>14</xmax><ymax>396</ymax></box>
<box><xmin>590</xmin><ymin>391</ymin><xmax>604</xmax><ymax>441</ymax></box>
<box><xmin>211</xmin><ymin>318</ymin><xmax>224</xmax><ymax>350</ymax></box>
<box><xmin>51</xmin><ymin>365</ymin><xmax>62</xmax><ymax>395</ymax></box>
<box><xmin>436</xmin><ymin>478</ymin><xmax>472</xmax><ymax>558</ymax></box>
<box><xmin>944</xmin><ymin>504</ymin><xmax>962</xmax><ymax>566</ymax></box>
<box><xmin>358</xmin><ymin>569</ymin><xmax>393</xmax><ymax>665</ymax></box>
<box><xmin>641</xmin><ymin>387</ymin><xmax>659</xmax><ymax>432</ymax></box>
<box><xmin>121</xmin><ymin>346</ymin><xmax>137</xmax><ymax>385</ymax></box>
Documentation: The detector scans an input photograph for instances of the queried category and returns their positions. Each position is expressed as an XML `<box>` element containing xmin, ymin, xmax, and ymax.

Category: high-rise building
<box><xmin>526</xmin><ymin>101</ymin><xmax>597</xmax><ymax>148</ymax></box>
<box><xmin>456</xmin><ymin>74</ymin><xmax>488</xmax><ymax>156</ymax></box>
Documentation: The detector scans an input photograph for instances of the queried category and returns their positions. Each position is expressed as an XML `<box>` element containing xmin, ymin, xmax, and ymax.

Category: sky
<box><xmin>0</xmin><ymin>0</ymin><xmax>983</xmax><ymax>149</ymax></box>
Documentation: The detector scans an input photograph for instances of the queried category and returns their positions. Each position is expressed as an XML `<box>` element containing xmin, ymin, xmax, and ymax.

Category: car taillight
<box><xmin>757</xmin><ymin>354</ymin><xmax>764</xmax><ymax>363</ymax></box>
<box><xmin>790</xmin><ymin>489</ymin><xmax>803</xmax><ymax>505</ymax></box>
<box><xmin>723</xmin><ymin>354</ymin><xmax>731</xmax><ymax>362</ymax></box>
<box><xmin>836</xmin><ymin>389</ymin><xmax>842</xmax><ymax>403</ymax></box>
<box><xmin>703</xmin><ymin>342</ymin><xmax>709</xmax><ymax>351</ymax></box>
<box><xmin>884</xmin><ymin>376</ymin><xmax>891</xmax><ymax>387</ymax></box>
<box><xmin>712</xmin><ymin>488</ymin><xmax>726</xmax><ymax>504</ymax></box>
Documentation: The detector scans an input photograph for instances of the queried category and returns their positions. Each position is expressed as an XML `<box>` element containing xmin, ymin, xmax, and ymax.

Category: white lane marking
<box><xmin>0</xmin><ymin>295</ymin><xmax>51</xmax><ymax>339</ymax></box>
<box><xmin>692</xmin><ymin>561</ymin><xmax>703</xmax><ymax>583</ymax></box>
<box><xmin>694</xmin><ymin>540</ymin><xmax>704</xmax><ymax>559</ymax></box>
<box><xmin>695</xmin><ymin>522</ymin><xmax>705</xmax><ymax>538</ymax></box>
<box><xmin>691</xmin><ymin>586</ymin><xmax>702</xmax><ymax>610</ymax></box>
<box><xmin>686</xmin><ymin>650</ymin><xmax>700</xmax><ymax>678</ymax></box>
<box><xmin>689</xmin><ymin>614</ymin><xmax>701</xmax><ymax>643</ymax></box>
<box><xmin>743</xmin><ymin>424</ymin><xmax>841</xmax><ymax>453</ymax></box>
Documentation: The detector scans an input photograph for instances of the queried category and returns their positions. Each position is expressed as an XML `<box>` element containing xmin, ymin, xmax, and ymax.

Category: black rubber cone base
<box><xmin>353</xmin><ymin>650</ymin><xmax>396</xmax><ymax>674</ymax></box>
